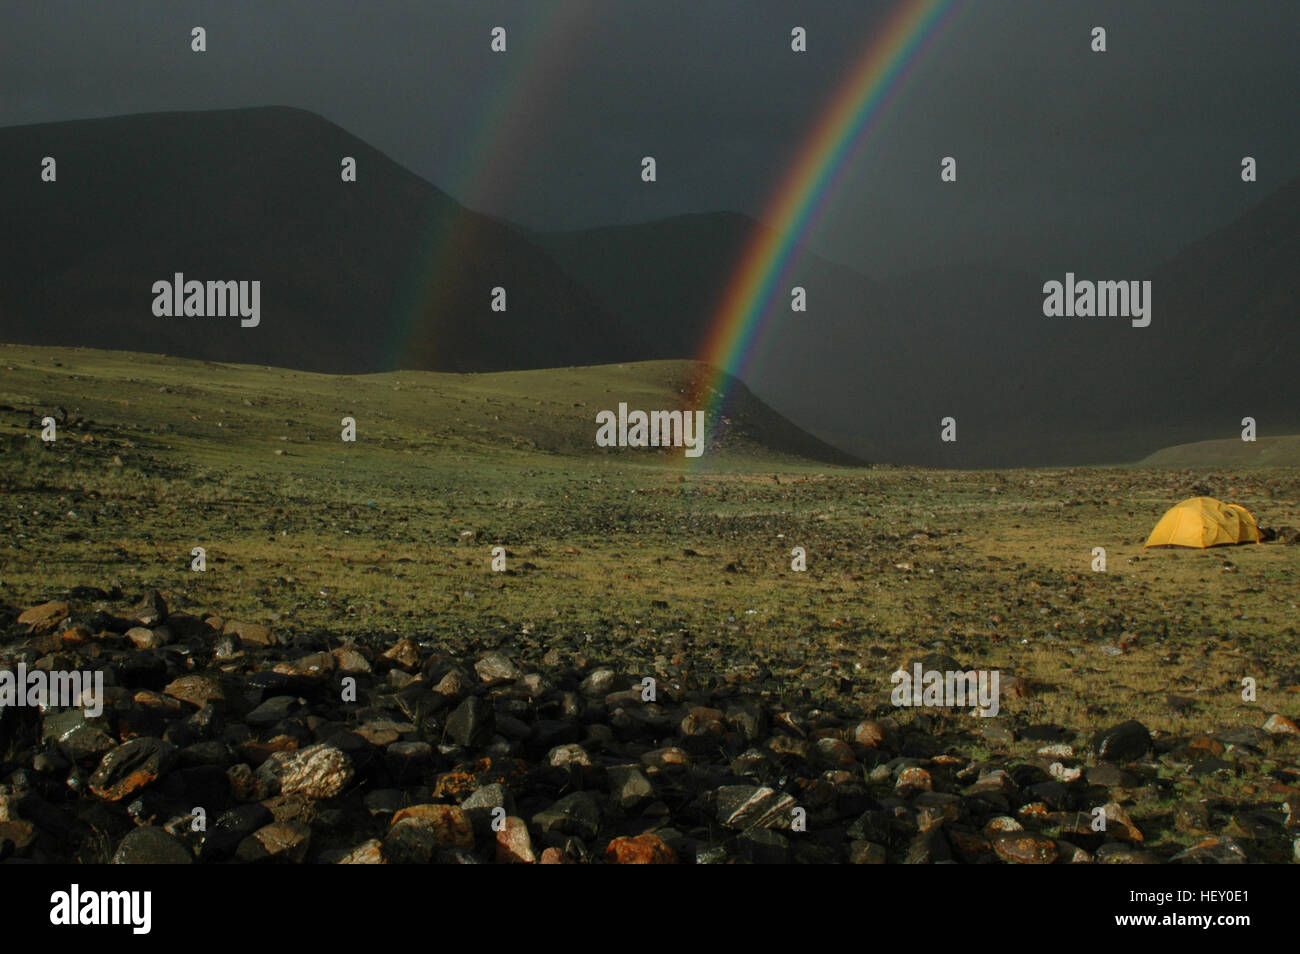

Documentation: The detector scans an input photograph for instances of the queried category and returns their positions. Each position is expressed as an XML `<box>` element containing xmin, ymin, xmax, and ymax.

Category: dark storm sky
<box><xmin>3</xmin><ymin>0</ymin><xmax>1297</xmax><ymax>278</ymax></box>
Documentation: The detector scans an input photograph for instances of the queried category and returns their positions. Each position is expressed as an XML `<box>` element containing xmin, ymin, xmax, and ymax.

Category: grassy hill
<box><xmin>1139</xmin><ymin>434</ymin><xmax>1300</xmax><ymax>468</ymax></box>
<box><xmin>0</xmin><ymin>343</ymin><xmax>857</xmax><ymax>472</ymax></box>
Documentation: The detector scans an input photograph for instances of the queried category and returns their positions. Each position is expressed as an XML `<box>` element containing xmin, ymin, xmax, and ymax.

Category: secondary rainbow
<box><xmin>693</xmin><ymin>0</ymin><xmax>965</xmax><ymax>433</ymax></box>
<box><xmin>386</xmin><ymin>1</ymin><xmax>593</xmax><ymax>368</ymax></box>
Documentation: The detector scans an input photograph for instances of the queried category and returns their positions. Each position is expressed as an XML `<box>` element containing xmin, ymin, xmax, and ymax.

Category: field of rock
<box><xmin>3</xmin><ymin>586</ymin><xmax>1298</xmax><ymax>864</ymax></box>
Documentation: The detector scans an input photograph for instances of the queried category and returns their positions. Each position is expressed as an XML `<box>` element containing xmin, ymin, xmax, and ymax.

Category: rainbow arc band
<box><xmin>691</xmin><ymin>0</ymin><xmax>966</xmax><ymax>456</ymax></box>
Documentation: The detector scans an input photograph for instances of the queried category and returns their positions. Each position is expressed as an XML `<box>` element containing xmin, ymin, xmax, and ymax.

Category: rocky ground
<box><xmin>2</xmin><ymin>589</ymin><xmax>1297</xmax><ymax>864</ymax></box>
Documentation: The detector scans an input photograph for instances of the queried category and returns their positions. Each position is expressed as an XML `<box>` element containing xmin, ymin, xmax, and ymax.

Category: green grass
<box><xmin>2</xmin><ymin>343</ymin><xmax>1299</xmax><ymax>773</ymax></box>
<box><xmin>1139</xmin><ymin>434</ymin><xmax>1300</xmax><ymax>468</ymax></box>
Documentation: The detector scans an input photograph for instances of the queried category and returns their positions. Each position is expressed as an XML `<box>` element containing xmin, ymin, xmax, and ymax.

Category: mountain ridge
<box><xmin>3</xmin><ymin>106</ymin><xmax>1296</xmax><ymax>468</ymax></box>
<box><xmin>0</xmin><ymin>105</ymin><xmax>646</xmax><ymax>374</ymax></box>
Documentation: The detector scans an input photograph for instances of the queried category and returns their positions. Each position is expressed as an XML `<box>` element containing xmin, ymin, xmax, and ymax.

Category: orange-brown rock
<box><xmin>390</xmin><ymin>804</ymin><xmax>475</xmax><ymax>850</ymax></box>
<box><xmin>222</xmin><ymin>620</ymin><xmax>276</xmax><ymax>646</ymax></box>
<box><xmin>163</xmin><ymin>674</ymin><xmax>226</xmax><ymax>709</ymax></box>
<box><xmin>88</xmin><ymin>738</ymin><xmax>178</xmax><ymax>802</ymax></box>
<box><xmin>605</xmin><ymin>833</ymin><xmax>677</xmax><ymax>864</ymax></box>
<box><xmin>993</xmin><ymin>831</ymin><xmax>1059</xmax><ymax>864</ymax></box>
<box><xmin>18</xmin><ymin>601</ymin><xmax>69</xmax><ymax>635</ymax></box>
<box><xmin>433</xmin><ymin>757</ymin><xmax>529</xmax><ymax>800</ymax></box>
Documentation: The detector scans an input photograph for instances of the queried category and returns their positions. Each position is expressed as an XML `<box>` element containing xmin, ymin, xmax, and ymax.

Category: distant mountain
<box><xmin>0</xmin><ymin>106</ymin><xmax>644</xmax><ymax>373</ymax></box>
<box><xmin>2</xmin><ymin>107</ymin><xmax>1296</xmax><ymax>467</ymax></box>
<box><xmin>531</xmin><ymin>211</ymin><xmax>788</xmax><ymax>360</ymax></box>
<box><xmin>541</xmin><ymin>180</ymin><xmax>1300</xmax><ymax>467</ymax></box>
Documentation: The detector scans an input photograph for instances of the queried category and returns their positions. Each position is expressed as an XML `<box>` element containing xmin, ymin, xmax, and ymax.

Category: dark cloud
<box><xmin>2</xmin><ymin>0</ymin><xmax>1296</xmax><ymax>277</ymax></box>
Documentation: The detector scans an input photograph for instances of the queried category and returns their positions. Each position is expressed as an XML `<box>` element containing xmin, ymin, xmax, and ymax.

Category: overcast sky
<box><xmin>3</xmin><ymin>0</ymin><xmax>1297</xmax><ymax>278</ymax></box>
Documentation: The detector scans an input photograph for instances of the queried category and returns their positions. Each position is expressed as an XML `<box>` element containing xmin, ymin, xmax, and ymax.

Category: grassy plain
<box><xmin>2</xmin><ymin>344</ymin><xmax>1298</xmax><ymax>854</ymax></box>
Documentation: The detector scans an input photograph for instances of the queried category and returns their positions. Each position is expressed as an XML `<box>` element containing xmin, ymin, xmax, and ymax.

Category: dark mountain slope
<box><xmin>0</xmin><ymin>106</ymin><xmax>645</xmax><ymax>373</ymax></box>
<box><xmin>540</xmin><ymin>180</ymin><xmax>1300</xmax><ymax>466</ymax></box>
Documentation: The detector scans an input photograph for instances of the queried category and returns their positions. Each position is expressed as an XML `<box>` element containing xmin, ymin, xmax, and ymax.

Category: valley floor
<box><xmin>1</xmin><ymin>344</ymin><xmax>1298</xmax><ymax>863</ymax></box>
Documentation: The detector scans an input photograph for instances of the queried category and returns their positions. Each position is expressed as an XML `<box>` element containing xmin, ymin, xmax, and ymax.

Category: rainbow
<box><xmin>693</xmin><ymin>0</ymin><xmax>965</xmax><ymax>442</ymax></box>
<box><xmin>386</xmin><ymin>1</ymin><xmax>593</xmax><ymax>368</ymax></box>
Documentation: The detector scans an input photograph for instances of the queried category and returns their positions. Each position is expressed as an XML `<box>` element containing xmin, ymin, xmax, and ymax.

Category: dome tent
<box><xmin>1144</xmin><ymin>496</ymin><xmax>1261</xmax><ymax>549</ymax></box>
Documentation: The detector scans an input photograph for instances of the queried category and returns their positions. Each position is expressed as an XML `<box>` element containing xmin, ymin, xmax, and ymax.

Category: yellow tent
<box><xmin>1144</xmin><ymin>496</ymin><xmax>1261</xmax><ymax>549</ymax></box>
